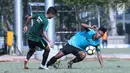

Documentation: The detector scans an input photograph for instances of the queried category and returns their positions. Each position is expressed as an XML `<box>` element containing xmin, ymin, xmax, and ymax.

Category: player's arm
<box><xmin>23</xmin><ymin>16</ymin><xmax>32</xmax><ymax>33</ymax></box>
<box><xmin>23</xmin><ymin>14</ymin><xmax>37</xmax><ymax>33</ymax></box>
<box><xmin>81</xmin><ymin>23</ymin><xmax>97</xmax><ymax>31</ymax></box>
<box><xmin>42</xmin><ymin>22</ymin><xmax>54</xmax><ymax>48</ymax></box>
<box><xmin>95</xmin><ymin>46</ymin><xmax>104</xmax><ymax>68</ymax></box>
<box><xmin>24</xmin><ymin>16</ymin><xmax>32</xmax><ymax>26</ymax></box>
<box><xmin>81</xmin><ymin>23</ymin><xmax>92</xmax><ymax>28</ymax></box>
<box><xmin>42</xmin><ymin>30</ymin><xmax>53</xmax><ymax>48</ymax></box>
<box><xmin>42</xmin><ymin>30</ymin><xmax>51</xmax><ymax>43</ymax></box>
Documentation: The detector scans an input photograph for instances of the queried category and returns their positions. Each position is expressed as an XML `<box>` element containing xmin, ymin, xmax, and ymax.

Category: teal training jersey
<box><xmin>27</xmin><ymin>14</ymin><xmax>49</xmax><ymax>42</ymax></box>
<box><xmin>68</xmin><ymin>29</ymin><xmax>100</xmax><ymax>52</ymax></box>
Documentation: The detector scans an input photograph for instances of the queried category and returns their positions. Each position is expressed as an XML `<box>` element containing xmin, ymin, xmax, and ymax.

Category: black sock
<box><xmin>47</xmin><ymin>56</ymin><xmax>57</xmax><ymax>67</ymax></box>
<box><xmin>26</xmin><ymin>49</ymin><xmax>35</xmax><ymax>60</ymax></box>
<box><xmin>41</xmin><ymin>50</ymin><xmax>50</xmax><ymax>65</ymax></box>
<box><xmin>70</xmin><ymin>57</ymin><xmax>83</xmax><ymax>63</ymax></box>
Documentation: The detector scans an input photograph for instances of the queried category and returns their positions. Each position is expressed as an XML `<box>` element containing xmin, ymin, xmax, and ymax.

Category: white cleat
<box><xmin>38</xmin><ymin>65</ymin><xmax>49</xmax><ymax>70</ymax></box>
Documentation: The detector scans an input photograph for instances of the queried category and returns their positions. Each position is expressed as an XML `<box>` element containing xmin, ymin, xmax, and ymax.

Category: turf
<box><xmin>0</xmin><ymin>59</ymin><xmax>130</xmax><ymax>73</ymax></box>
<box><xmin>101</xmin><ymin>48</ymin><xmax>130</xmax><ymax>54</ymax></box>
<box><xmin>23</xmin><ymin>48</ymin><xmax>130</xmax><ymax>55</ymax></box>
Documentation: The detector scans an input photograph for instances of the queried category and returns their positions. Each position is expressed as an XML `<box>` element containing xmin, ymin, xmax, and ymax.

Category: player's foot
<box><xmin>24</xmin><ymin>60</ymin><xmax>29</xmax><ymax>69</ymax></box>
<box><xmin>24</xmin><ymin>66</ymin><xmax>29</xmax><ymax>69</ymax></box>
<box><xmin>52</xmin><ymin>64</ymin><xmax>58</xmax><ymax>69</ymax></box>
<box><xmin>38</xmin><ymin>65</ymin><xmax>49</xmax><ymax>70</ymax></box>
<box><xmin>52</xmin><ymin>60</ymin><xmax>61</xmax><ymax>69</ymax></box>
<box><xmin>67</xmin><ymin>62</ymin><xmax>73</xmax><ymax>69</ymax></box>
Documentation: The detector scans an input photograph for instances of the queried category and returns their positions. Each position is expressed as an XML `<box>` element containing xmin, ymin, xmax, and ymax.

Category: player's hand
<box><xmin>49</xmin><ymin>41</ymin><xmax>54</xmax><ymax>48</ymax></box>
<box><xmin>91</xmin><ymin>25</ymin><xmax>97</xmax><ymax>29</ymax></box>
<box><xmin>23</xmin><ymin>26</ymin><xmax>28</xmax><ymax>33</ymax></box>
<box><xmin>91</xmin><ymin>25</ymin><xmax>97</xmax><ymax>31</ymax></box>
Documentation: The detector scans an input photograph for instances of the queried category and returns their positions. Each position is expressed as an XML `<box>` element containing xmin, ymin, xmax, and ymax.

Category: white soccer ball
<box><xmin>86</xmin><ymin>46</ymin><xmax>96</xmax><ymax>55</ymax></box>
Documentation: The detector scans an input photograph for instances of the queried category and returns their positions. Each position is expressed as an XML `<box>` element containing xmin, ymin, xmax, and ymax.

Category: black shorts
<box><xmin>60</xmin><ymin>44</ymin><xmax>82</xmax><ymax>56</ymax></box>
<box><xmin>28</xmin><ymin>39</ymin><xmax>48</xmax><ymax>50</ymax></box>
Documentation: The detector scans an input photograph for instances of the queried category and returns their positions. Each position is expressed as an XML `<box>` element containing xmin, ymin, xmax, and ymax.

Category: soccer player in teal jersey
<box><xmin>46</xmin><ymin>23</ymin><xmax>107</xmax><ymax>69</ymax></box>
<box><xmin>23</xmin><ymin>7</ymin><xmax>57</xmax><ymax>69</ymax></box>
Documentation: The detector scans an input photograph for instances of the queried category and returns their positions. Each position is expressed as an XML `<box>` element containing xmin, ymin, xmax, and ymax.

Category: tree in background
<box><xmin>1</xmin><ymin>0</ymin><xmax>130</xmax><ymax>36</ymax></box>
<box><xmin>56</xmin><ymin>0</ymin><xmax>130</xmax><ymax>36</ymax></box>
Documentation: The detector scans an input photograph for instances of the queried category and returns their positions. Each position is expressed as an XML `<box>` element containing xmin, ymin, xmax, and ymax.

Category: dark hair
<box><xmin>98</xmin><ymin>27</ymin><xmax>107</xmax><ymax>33</ymax></box>
<box><xmin>47</xmin><ymin>7</ymin><xmax>57</xmax><ymax>15</ymax></box>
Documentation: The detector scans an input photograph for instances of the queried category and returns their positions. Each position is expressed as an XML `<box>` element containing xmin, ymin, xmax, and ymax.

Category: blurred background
<box><xmin>0</xmin><ymin>0</ymin><xmax>130</xmax><ymax>56</ymax></box>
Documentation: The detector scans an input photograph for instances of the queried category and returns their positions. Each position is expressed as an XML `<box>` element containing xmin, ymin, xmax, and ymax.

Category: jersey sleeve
<box><xmin>32</xmin><ymin>14</ymin><xmax>38</xmax><ymax>19</ymax></box>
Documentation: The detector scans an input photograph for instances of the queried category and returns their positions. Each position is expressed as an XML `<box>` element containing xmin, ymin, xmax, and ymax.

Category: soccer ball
<box><xmin>86</xmin><ymin>46</ymin><xmax>96</xmax><ymax>55</ymax></box>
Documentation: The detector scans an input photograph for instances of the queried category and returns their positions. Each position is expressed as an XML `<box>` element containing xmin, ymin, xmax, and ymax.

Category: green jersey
<box><xmin>28</xmin><ymin>14</ymin><xmax>49</xmax><ymax>42</ymax></box>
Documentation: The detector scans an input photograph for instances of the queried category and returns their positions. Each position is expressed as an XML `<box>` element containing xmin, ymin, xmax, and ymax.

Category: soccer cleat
<box><xmin>52</xmin><ymin>64</ymin><xmax>58</xmax><ymax>69</ymax></box>
<box><xmin>24</xmin><ymin>60</ymin><xmax>29</xmax><ymax>69</ymax></box>
<box><xmin>52</xmin><ymin>60</ymin><xmax>61</xmax><ymax>69</ymax></box>
<box><xmin>67</xmin><ymin>62</ymin><xmax>73</xmax><ymax>69</ymax></box>
<box><xmin>38</xmin><ymin>65</ymin><xmax>49</xmax><ymax>70</ymax></box>
<box><xmin>24</xmin><ymin>66</ymin><xmax>29</xmax><ymax>69</ymax></box>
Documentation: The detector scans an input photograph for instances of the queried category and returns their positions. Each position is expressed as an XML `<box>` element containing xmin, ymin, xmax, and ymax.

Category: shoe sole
<box><xmin>38</xmin><ymin>67</ymin><xmax>49</xmax><ymax>70</ymax></box>
<box><xmin>38</xmin><ymin>67</ymin><xmax>44</xmax><ymax>69</ymax></box>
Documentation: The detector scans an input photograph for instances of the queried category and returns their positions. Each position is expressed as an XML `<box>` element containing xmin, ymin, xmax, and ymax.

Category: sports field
<box><xmin>0</xmin><ymin>48</ymin><xmax>130</xmax><ymax>73</ymax></box>
<box><xmin>0</xmin><ymin>59</ymin><xmax>130</xmax><ymax>73</ymax></box>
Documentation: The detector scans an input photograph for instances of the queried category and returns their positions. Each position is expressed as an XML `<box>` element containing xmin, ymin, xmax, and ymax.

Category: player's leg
<box><xmin>46</xmin><ymin>50</ymin><xmax>64</xmax><ymax>67</ymax></box>
<box><xmin>102</xmin><ymin>40</ymin><xmax>105</xmax><ymax>48</ymax></box>
<box><xmin>46</xmin><ymin>44</ymin><xmax>71</xmax><ymax>68</ymax></box>
<box><xmin>105</xmin><ymin>40</ymin><xmax>108</xmax><ymax>48</ymax></box>
<box><xmin>24</xmin><ymin>40</ymin><xmax>36</xmax><ymax>69</ymax></box>
<box><xmin>68</xmin><ymin>51</ymin><xmax>86</xmax><ymax>68</ymax></box>
<box><xmin>38</xmin><ymin>39</ymin><xmax>50</xmax><ymax>69</ymax></box>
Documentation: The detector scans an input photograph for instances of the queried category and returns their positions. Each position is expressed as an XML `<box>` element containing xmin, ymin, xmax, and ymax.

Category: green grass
<box><xmin>101</xmin><ymin>48</ymin><xmax>130</xmax><ymax>54</ymax></box>
<box><xmin>23</xmin><ymin>48</ymin><xmax>130</xmax><ymax>55</ymax></box>
<box><xmin>0</xmin><ymin>59</ymin><xmax>130</xmax><ymax>73</ymax></box>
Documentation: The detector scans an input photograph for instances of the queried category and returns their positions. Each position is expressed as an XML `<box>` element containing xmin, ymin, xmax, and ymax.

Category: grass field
<box><xmin>23</xmin><ymin>48</ymin><xmax>130</xmax><ymax>55</ymax></box>
<box><xmin>0</xmin><ymin>48</ymin><xmax>130</xmax><ymax>73</ymax></box>
<box><xmin>0</xmin><ymin>59</ymin><xmax>130</xmax><ymax>73</ymax></box>
<box><xmin>101</xmin><ymin>48</ymin><xmax>130</xmax><ymax>54</ymax></box>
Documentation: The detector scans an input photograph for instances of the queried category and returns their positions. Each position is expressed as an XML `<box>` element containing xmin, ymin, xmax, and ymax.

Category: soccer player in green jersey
<box><xmin>23</xmin><ymin>7</ymin><xmax>57</xmax><ymax>69</ymax></box>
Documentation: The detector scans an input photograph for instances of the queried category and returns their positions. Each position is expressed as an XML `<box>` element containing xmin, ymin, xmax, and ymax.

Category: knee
<box><xmin>45</xmin><ymin>47</ymin><xmax>50</xmax><ymax>52</ymax></box>
<box><xmin>79</xmin><ymin>51</ymin><xmax>86</xmax><ymax>59</ymax></box>
<box><xmin>45</xmin><ymin>45</ymin><xmax>51</xmax><ymax>52</ymax></box>
<box><xmin>54</xmin><ymin>56</ymin><xmax>59</xmax><ymax>59</ymax></box>
<box><xmin>54</xmin><ymin>51</ymin><xmax>64</xmax><ymax>59</ymax></box>
<box><xmin>54</xmin><ymin>55</ymin><xmax>62</xmax><ymax>59</ymax></box>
